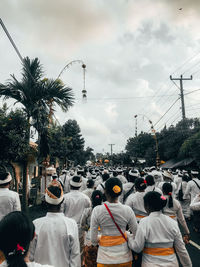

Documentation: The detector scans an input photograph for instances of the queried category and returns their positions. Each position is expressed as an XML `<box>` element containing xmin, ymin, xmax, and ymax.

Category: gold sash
<box><xmin>99</xmin><ymin>232</ymin><xmax>127</xmax><ymax>247</ymax></box>
<box><xmin>143</xmin><ymin>247</ymin><xmax>175</xmax><ymax>256</ymax></box>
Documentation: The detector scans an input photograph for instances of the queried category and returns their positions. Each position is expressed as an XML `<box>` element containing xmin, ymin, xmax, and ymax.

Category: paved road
<box><xmin>185</xmin><ymin>220</ymin><xmax>200</xmax><ymax>267</ymax></box>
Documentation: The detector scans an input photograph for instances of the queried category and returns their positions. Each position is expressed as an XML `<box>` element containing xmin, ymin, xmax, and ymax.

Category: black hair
<box><xmin>47</xmin><ymin>185</ymin><xmax>62</xmax><ymax>198</ymax></box>
<box><xmin>145</xmin><ymin>175</ymin><xmax>155</xmax><ymax>186</ymax></box>
<box><xmin>91</xmin><ymin>190</ymin><xmax>103</xmax><ymax>208</ymax></box>
<box><xmin>0</xmin><ymin>171</ymin><xmax>10</xmax><ymax>181</ymax></box>
<box><xmin>182</xmin><ymin>175</ymin><xmax>189</xmax><ymax>182</ymax></box>
<box><xmin>77</xmin><ymin>170</ymin><xmax>84</xmax><ymax>175</ymax></box>
<box><xmin>0</xmin><ymin>211</ymin><xmax>35</xmax><ymax>267</ymax></box>
<box><xmin>135</xmin><ymin>178</ymin><xmax>147</xmax><ymax>191</ymax></box>
<box><xmin>162</xmin><ymin>183</ymin><xmax>173</xmax><ymax>208</ymax></box>
<box><xmin>144</xmin><ymin>191</ymin><xmax>167</xmax><ymax>212</ymax></box>
<box><xmin>70</xmin><ymin>176</ymin><xmax>82</xmax><ymax>190</ymax></box>
<box><xmin>87</xmin><ymin>179</ymin><xmax>94</xmax><ymax>189</ymax></box>
<box><xmin>0</xmin><ymin>182</ymin><xmax>11</xmax><ymax>187</ymax></box>
<box><xmin>105</xmin><ymin>177</ymin><xmax>122</xmax><ymax>198</ymax></box>
<box><xmin>102</xmin><ymin>173</ymin><xmax>110</xmax><ymax>182</ymax></box>
<box><xmin>112</xmin><ymin>171</ymin><xmax>118</xmax><ymax>177</ymax></box>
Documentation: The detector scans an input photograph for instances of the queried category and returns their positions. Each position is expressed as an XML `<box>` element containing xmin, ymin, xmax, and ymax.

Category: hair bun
<box><xmin>113</xmin><ymin>185</ymin><xmax>121</xmax><ymax>193</ymax></box>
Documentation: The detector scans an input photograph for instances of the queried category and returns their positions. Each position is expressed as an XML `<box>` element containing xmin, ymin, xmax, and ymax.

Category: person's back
<box><xmin>0</xmin><ymin>171</ymin><xmax>21</xmax><ymax>221</ymax></box>
<box><xmin>30</xmin><ymin>213</ymin><xmax>80</xmax><ymax>267</ymax></box>
<box><xmin>91</xmin><ymin>201</ymin><xmax>137</xmax><ymax>237</ymax></box>
<box><xmin>184</xmin><ymin>172</ymin><xmax>200</xmax><ymax>201</ymax></box>
<box><xmin>91</xmin><ymin>178</ymin><xmax>138</xmax><ymax>266</ymax></box>
<box><xmin>128</xmin><ymin>191</ymin><xmax>192</xmax><ymax>267</ymax></box>
<box><xmin>0</xmin><ymin>189</ymin><xmax>21</xmax><ymax>221</ymax></box>
<box><xmin>29</xmin><ymin>181</ymin><xmax>80</xmax><ymax>267</ymax></box>
<box><xmin>125</xmin><ymin>178</ymin><xmax>148</xmax><ymax>222</ymax></box>
<box><xmin>162</xmin><ymin>182</ymin><xmax>190</xmax><ymax>237</ymax></box>
<box><xmin>130</xmin><ymin>212</ymin><xmax>189</xmax><ymax>266</ymax></box>
<box><xmin>62</xmin><ymin>190</ymin><xmax>91</xmax><ymax>225</ymax></box>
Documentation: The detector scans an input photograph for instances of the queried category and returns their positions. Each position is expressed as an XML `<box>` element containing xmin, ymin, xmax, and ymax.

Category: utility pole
<box><xmin>170</xmin><ymin>75</ymin><xmax>192</xmax><ymax>120</ymax></box>
<box><xmin>108</xmin><ymin>144</ymin><xmax>115</xmax><ymax>156</ymax></box>
<box><xmin>134</xmin><ymin>115</ymin><xmax>138</xmax><ymax>137</ymax></box>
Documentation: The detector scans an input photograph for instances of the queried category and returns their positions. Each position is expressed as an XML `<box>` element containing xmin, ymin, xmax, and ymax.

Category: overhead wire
<box><xmin>152</xmin><ymin>89</ymin><xmax>200</xmax><ymax>130</ymax></box>
<box><xmin>139</xmin><ymin>50</ymin><xmax>200</xmax><ymax>125</ymax></box>
<box><xmin>140</xmin><ymin>50</ymin><xmax>200</xmax><ymax>116</ymax></box>
<box><xmin>156</xmin><ymin>109</ymin><xmax>181</xmax><ymax>131</ymax></box>
<box><xmin>182</xmin><ymin>60</ymin><xmax>200</xmax><ymax>75</ymax></box>
<box><xmin>153</xmin><ymin>97</ymin><xmax>180</xmax><ymax>128</ymax></box>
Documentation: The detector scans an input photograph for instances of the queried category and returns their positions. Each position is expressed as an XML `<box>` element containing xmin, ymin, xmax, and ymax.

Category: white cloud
<box><xmin>1</xmin><ymin>0</ymin><xmax>200</xmax><ymax>153</ymax></box>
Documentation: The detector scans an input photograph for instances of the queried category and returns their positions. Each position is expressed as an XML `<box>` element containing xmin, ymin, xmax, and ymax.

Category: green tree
<box><xmin>0</xmin><ymin>57</ymin><xmax>74</xmax><ymax>211</ymax></box>
<box><xmin>49</xmin><ymin>120</ymin><xmax>86</xmax><ymax>166</ymax></box>
<box><xmin>126</xmin><ymin>132</ymin><xmax>155</xmax><ymax>164</ymax></box>
<box><xmin>0</xmin><ymin>105</ymin><xmax>29</xmax><ymax>163</ymax></box>
<box><xmin>179</xmin><ymin>131</ymin><xmax>200</xmax><ymax>164</ymax></box>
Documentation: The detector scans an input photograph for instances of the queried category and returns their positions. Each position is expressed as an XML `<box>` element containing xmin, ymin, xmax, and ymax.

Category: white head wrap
<box><xmin>0</xmin><ymin>173</ymin><xmax>12</xmax><ymax>185</ymax></box>
<box><xmin>45</xmin><ymin>181</ymin><xmax>63</xmax><ymax>205</ymax></box>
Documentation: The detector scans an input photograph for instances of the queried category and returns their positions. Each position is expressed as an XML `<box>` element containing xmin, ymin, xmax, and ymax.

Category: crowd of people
<box><xmin>0</xmin><ymin>164</ymin><xmax>200</xmax><ymax>267</ymax></box>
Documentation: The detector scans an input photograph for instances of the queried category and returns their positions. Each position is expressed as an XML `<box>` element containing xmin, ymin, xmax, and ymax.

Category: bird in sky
<box><xmin>179</xmin><ymin>8</ymin><xmax>183</xmax><ymax>10</ymax></box>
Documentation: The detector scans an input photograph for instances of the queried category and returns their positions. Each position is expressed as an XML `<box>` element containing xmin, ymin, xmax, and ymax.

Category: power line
<box><xmin>185</xmin><ymin>88</ymin><xmax>200</xmax><ymax>96</ymax></box>
<box><xmin>182</xmin><ymin>60</ymin><xmax>200</xmax><ymax>75</ymax></box>
<box><xmin>156</xmin><ymin>109</ymin><xmax>181</xmax><ymax>131</ymax></box>
<box><xmin>153</xmin><ymin>97</ymin><xmax>180</xmax><ymax>128</ymax></box>
<box><xmin>139</xmin><ymin>51</ymin><xmax>200</xmax><ymax>118</ymax></box>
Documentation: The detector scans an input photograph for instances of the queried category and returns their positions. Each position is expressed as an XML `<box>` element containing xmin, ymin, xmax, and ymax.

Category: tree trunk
<box><xmin>22</xmin><ymin>115</ymin><xmax>30</xmax><ymax>213</ymax></box>
<box><xmin>22</xmin><ymin>160</ymin><xmax>28</xmax><ymax>213</ymax></box>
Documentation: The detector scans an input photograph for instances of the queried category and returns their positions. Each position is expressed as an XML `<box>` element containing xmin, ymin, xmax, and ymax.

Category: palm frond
<box><xmin>22</xmin><ymin>57</ymin><xmax>43</xmax><ymax>83</ymax></box>
<box><xmin>40</xmin><ymin>79</ymin><xmax>75</xmax><ymax>112</ymax></box>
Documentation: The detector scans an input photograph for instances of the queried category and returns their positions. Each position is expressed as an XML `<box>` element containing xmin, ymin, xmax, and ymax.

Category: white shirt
<box><xmin>117</xmin><ymin>174</ymin><xmax>128</xmax><ymax>184</ymax></box>
<box><xmin>91</xmin><ymin>201</ymin><xmax>138</xmax><ymax>264</ymax></box>
<box><xmin>96</xmin><ymin>182</ymin><xmax>106</xmax><ymax>195</ymax></box>
<box><xmin>184</xmin><ymin>178</ymin><xmax>200</xmax><ymax>201</ymax></box>
<box><xmin>125</xmin><ymin>191</ymin><xmax>147</xmax><ymax>221</ymax></box>
<box><xmin>61</xmin><ymin>190</ymin><xmax>91</xmax><ymax>227</ymax></box>
<box><xmin>119</xmin><ymin>182</ymin><xmax>135</xmax><ymax>203</ymax></box>
<box><xmin>128</xmin><ymin>211</ymin><xmax>192</xmax><ymax>267</ymax></box>
<box><xmin>80</xmin><ymin>177</ymin><xmax>87</xmax><ymax>192</ymax></box>
<box><xmin>158</xmin><ymin>181</ymin><xmax>177</xmax><ymax>196</ymax></box>
<box><xmin>0</xmin><ymin>188</ymin><xmax>21</xmax><ymax>221</ymax></box>
<box><xmin>29</xmin><ymin>212</ymin><xmax>80</xmax><ymax>267</ymax></box>
<box><xmin>190</xmin><ymin>194</ymin><xmax>200</xmax><ymax>211</ymax></box>
<box><xmin>82</xmin><ymin>188</ymin><xmax>94</xmax><ymax>199</ymax></box>
<box><xmin>162</xmin><ymin>196</ymin><xmax>189</xmax><ymax>234</ymax></box>
<box><xmin>145</xmin><ymin>185</ymin><xmax>162</xmax><ymax>194</ymax></box>
<box><xmin>58</xmin><ymin>174</ymin><xmax>71</xmax><ymax>193</ymax></box>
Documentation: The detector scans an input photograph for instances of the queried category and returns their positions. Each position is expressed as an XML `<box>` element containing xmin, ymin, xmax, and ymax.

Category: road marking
<box><xmin>189</xmin><ymin>240</ymin><xmax>200</xmax><ymax>250</ymax></box>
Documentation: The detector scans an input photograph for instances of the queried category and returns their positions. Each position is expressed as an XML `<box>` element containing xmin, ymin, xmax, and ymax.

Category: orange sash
<box><xmin>143</xmin><ymin>247</ymin><xmax>175</xmax><ymax>256</ymax></box>
<box><xmin>136</xmin><ymin>215</ymin><xmax>146</xmax><ymax>218</ymax></box>
<box><xmin>99</xmin><ymin>233</ymin><xmax>127</xmax><ymax>247</ymax></box>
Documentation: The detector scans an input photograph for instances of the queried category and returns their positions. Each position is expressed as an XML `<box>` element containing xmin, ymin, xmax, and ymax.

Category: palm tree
<box><xmin>0</xmin><ymin>57</ymin><xmax>74</xmax><ymax>211</ymax></box>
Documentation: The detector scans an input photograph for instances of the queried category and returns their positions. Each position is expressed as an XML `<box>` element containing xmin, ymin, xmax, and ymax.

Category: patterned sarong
<box><xmin>84</xmin><ymin>245</ymin><xmax>98</xmax><ymax>267</ymax></box>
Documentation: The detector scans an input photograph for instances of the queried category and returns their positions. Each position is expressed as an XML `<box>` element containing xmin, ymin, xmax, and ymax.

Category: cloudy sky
<box><xmin>1</xmin><ymin>0</ymin><xmax>200</xmax><ymax>154</ymax></box>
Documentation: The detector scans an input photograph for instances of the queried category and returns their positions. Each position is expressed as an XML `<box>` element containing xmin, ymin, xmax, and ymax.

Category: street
<box><xmin>186</xmin><ymin>220</ymin><xmax>200</xmax><ymax>267</ymax></box>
